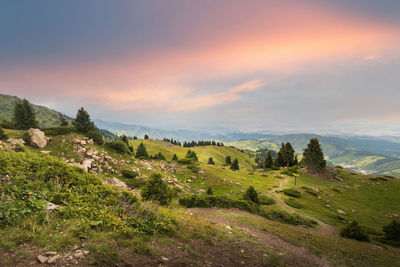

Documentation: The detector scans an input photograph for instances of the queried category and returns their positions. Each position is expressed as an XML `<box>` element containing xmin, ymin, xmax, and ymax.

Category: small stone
<box><xmin>74</xmin><ymin>251</ymin><xmax>84</xmax><ymax>258</ymax></box>
<box><xmin>337</xmin><ymin>209</ymin><xmax>346</xmax><ymax>215</ymax></box>
<box><xmin>240</xmin><ymin>249</ymin><xmax>244</xmax><ymax>253</ymax></box>
<box><xmin>47</xmin><ymin>254</ymin><xmax>60</xmax><ymax>264</ymax></box>
<box><xmin>161</xmin><ymin>256</ymin><xmax>169</xmax><ymax>261</ymax></box>
<box><xmin>45</xmin><ymin>251</ymin><xmax>58</xmax><ymax>256</ymax></box>
<box><xmin>83</xmin><ymin>250</ymin><xmax>89</xmax><ymax>255</ymax></box>
<box><xmin>37</xmin><ymin>255</ymin><xmax>48</xmax><ymax>264</ymax></box>
<box><xmin>225</xmin><ymin>225</ymin><xmax>232</xmax><ymax>230</ymax></box>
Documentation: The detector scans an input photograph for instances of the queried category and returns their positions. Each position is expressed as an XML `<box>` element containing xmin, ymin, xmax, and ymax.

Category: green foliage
<box><xmin>141</xmin><ymin>174</ymin><xmax>172</xmax><ymax>205</ymax></box>
<box><xmin>144</xmin><ymin>134</ymin><xmax>149</xmax><ymax>139</ymax></box>
<box><xmin>13</xmin><ymin>144</ymin><xmax>25</xmax><ymax>152</ymax></box>
<box><xmin>275</xmin><ymin>142</ymin><xmax>296</xmax><ymax>167</ymax></box>
<box><xmin>280</xmin><ymin>166</ymin><xmax>298</xmax><ymax>176</ymax></box>
<box><xmin>121</xmin><ymin>135</ymin><xmax>129</xmax><ymax>146</ymax></box>
<box><xmin>230</xmin><ymin>159</ymin><xmax>239</xmax><ymax>170</ymax></box>
<box><xmin>264</xmin><ymin>151</ymin><xmax>273</xmax><ymax>169</ymax></box>
<box><xmin>121</xmin><ymin>169</ymin><xmax>139</xmax><ymax>179</ymax></box>
<box><xmin>0</xmin><ymin>128</ymin><xmax>8</xmax><ymax>140</ymax></box>
<box><xmin>0</xmin><ymin>120</ymin><xmax>14</xmax><ymax>129</ymax></box>
<box><xmin>225</xmin><ymin>155</ymin><xmax>232</xmax><ymax>165</ymax></box>
<box><xmin>282</xmin><ymin>188</ymin><xmax>301</xmax><ymax>198</ymax></box>
<box><xmin>58</xmin><ymin>113</ymin><xmax>69</xmax><ymax>126</ymax></box>
<box><xmin>43</xmin><ymin>126</ymin><xmax>75</xmax><ymax>136</ymax></box>
<box><xmin>135</xmin><ymin>143</ymin><xmax>149</xmax><ymax>159</ymax></box>
<box><xmin>340</xmin><ymin>221</ymin><xmax>369</xmax><ymax>242</ymax></box>
<box><xmin>303</xmin><ymin>138</ymin><xmax>326</xmax><ymax>171</ymax></box>
<box><xmin>86</xmin><ymin>130</ymin><xmax>104</xmax><ymax>145</ymax></box>
<box><xmin>207</xmin><ymin>157</ymin><xmax>215</xmax><ymax>165</ymax></box>
<box><xmin>206</xmin><ymin>186</ymin><xmax>213</xmax><ymax>195</ymax></box>
<box><xmin>301</xmin><ymin>186</ymin><xmax>318</xmax><ymax>196</ymax></box>
<box><xmin>284</xmin><ymin>198</ymin><xmax>303</xmax><ymax>209</ymax></box>
<box><xmin>243</xmin><ymin>186</ymin><xmax>259</xmax><ymax>204</ymax></box>
<box><xmin>12</xmin><ymin>99</ymin><xmax>39</xmax><ymax>129</ymax></box>
<box><xmin>72</xmin><ymin>107</ymin><xmax>96</xmax><ymax>134</ymax></box>
<box><xmin>106</xmin><ymin>140</ymin><xmax>131</xmax><ymax>154</ymax></box>
<box><xmin>259</xmin><ymin>210</ymin><xmax>317</xmax><ymax>227</ymax></box>
<box><xmin>152</xmin><ymin>152</ymin><xmax>166</xmax><ymax>160</ymax></box>
<box><xmin>259</xmin><ymin>195</ymin><xmax>275</xmax><ymax>205</ymax></box>
<box><xmin>185</xmin><ymin>150</ymin><xmax>198</xmax><ymax>161</ymax></box>
<box><xmin>172</xmin><ymin>154</ymin><xmax>178</xmax><ymax>161</ymax></box>
<box><xmin>382</xmin><ymin>220</ymin><xmax>400</xmax><ymax>246</ymax></box>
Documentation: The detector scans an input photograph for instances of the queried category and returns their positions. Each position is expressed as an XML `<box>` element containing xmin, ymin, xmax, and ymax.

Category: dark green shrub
<box><xmin>121</xmin><ymin>169</ymin><xmax>139</xmax><ymax>179</ymax></box>
<box><xmin>243</xmin><ymin>186</ymin><xmax>259</xmax><ymax>204</ymax></box>
<box><xmin>105</xmin><ymin>140</ymin><xmax>131</xmax><ymax>154</ymax></box>
<box><xmin>282</xmin><ymin>188</ymin><xmax>301</xmax><ymax>198</ymax></box>
<box><xmin>301</xmin><ymin>186</ymin><xmax>318</xmax><ymax>196</ymax></box>
<box><xmin>43</xmin><ymin>126</ymin><xmax>75</xmax><ymax>136</ymax></box>
<box><xmin>284</xmin><ymin>198</ymin><xmax>303</xmax><ymax>209</ymax></box>
<box><xmin>185</xmin><ymin>150</ymin><xmax>198</xmax><ymax>161</ymax></box>
<box><xmin>206</xmin><ymin>186</ymin><xmax>213</xmax><ymax>195</ymax></box>
<box><xmin>259</xmin><ymin>210</ymin><xmax>317</xmax><ymax>227</ymax></box>
<box><xmin>141</xmin><ymin>174</ymin><xmax>172</xmax><ymax>205</ymax></box>
<box><xmin>172</xmin><ymin>154</ymin><xmax>178</xmax><ymax>161</ymax></box>
<box><xmin>13</xmin><ymin>144</ymin><xmax>25</xmax><ymax>152</ymax></box>
<box><xmin>86</xmin><ymin>130</ymin><xmax>104</xmax><ymax>145</ymax></box>
<box><xmin>135</xmin><ymin>143</ymin><xmax>149</xmax><ymax>159</ymax></box>
<box><xmin>207</xmin><ymin>157</ymin><xmax>215</xmax><ymax>165</ymax></box>
<box><xmin>0</xmin><ymin>128</ymin><xmax>8</xmax><ymax>140</ymax></box>
<box><xmin>271</xmin><ymin>166</ymin><xmax>280</xmax><ymax>170</ymax></box>
<box><xmin>0</xmin><ymin>120</ymin><xmax>14</xmax><ymax>129</ymax></box>
<box><xmin>340</xmin><ymin>221</ymin><xmax>369</xmax><ymax>242</ymax></box>
<box><xmin>382</xmin><ymin>220</ymin><xmax>400</xmax><ymax>246</ymax></box>
<box><xmin>152</xmin><ymin>152</ymin><xmax>166</xmax><ymax>160</ymax></box>
<box><xmin>230</xmin><ymin>159</ymin><xmax>239</xmax><ymax>170</ymax></box>
<box><xmin>259</xmin><ymin>195</ymin><xmax>275</xmax><ymax>205</ymax></box>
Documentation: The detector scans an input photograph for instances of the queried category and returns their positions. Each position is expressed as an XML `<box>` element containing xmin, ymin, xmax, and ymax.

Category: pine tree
<box><xmin>144</xmin><ymin>134</ymin><xmax>149</xmax><ymax>139</ymax></box>
<box><xmin>264</xmin><ymin>151</ymin><xmax>273</xmax><ymax>169</ymax></box>
<box><xmin>274</xmin><ymin>144</ymin><xmax>285</xmax><ymax>167</ymax></box>
<box><xmin>225</xmin><ymin>155</ymin><xmax>232</xmax><ymax>165</ymax></box>
<box><xmin>243</xmin><ymin>186</ymin><xmax>259</xmax><ymax>204</ymax></box>
<box><xmin>59</xmin><ymin>113</ymin><xmax>69</xmax><ymax>126</ymax></box>
<box><xmin>72</xmin><ymin>107</ymin><xmax>96</xmax><ymax>133</ymax></box>
<box><xmin>230</xmin><ymin>159</ymin><xmax>239</xmax><ymax>171</ymax></box>
<box><xmin>172</xmin><ymin>154</ymin><xmax>178</xmax><ymax>161</ymax></box>
<box><xmin>283</xmin><ymin>142</ymin><xmax>295</xmax><ymax>167</ymax></box>
<box><xmin>303</xmin><ymin>138</ymin><xmax>326</xmax><ymax>170</ymax></box>
<box><xmin>121</xmin><ymin>135</ymin><xmax>129</xmax><ymax>145</ymax></box>
<box><xmin>12</xmin><ymin>99</ymin><xmax>38</xmax><ymax>129</ymax></box>
<box><xmin>207</xmin><ymin>157</ymin><xmax>215</xmax><ymax>165</ymax></box>
<box><xmin>135</xmin><ymin>143</ymin><xmax>149</xmax><ymax>159</ymax></box>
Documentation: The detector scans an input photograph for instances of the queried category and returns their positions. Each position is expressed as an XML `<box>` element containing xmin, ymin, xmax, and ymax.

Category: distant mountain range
<box><xmin>1</xmin><ymin>93</ymin><xmax>399</xmax><ymax>176</ymax></box>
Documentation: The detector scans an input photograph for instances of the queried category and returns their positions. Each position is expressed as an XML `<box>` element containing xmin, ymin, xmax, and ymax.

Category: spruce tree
<box><xmin>243</xmin><ymin>186</ymin><xmax>259</xmax><ymax>204</ymax></box>
<box><xmin>225</xmin><ymin>155</ymin><xmax>232</xmax><ymax>165</ymax></box>
<box><xmin>172</xmin><ymin>154</ymin><xmax>178</xmax><ymax>161</ymax></box>
<box><xmin>135</xmin><ymin>143</ymin><xmax>149</xmax><ymax>159</ymax></box>
<box><xmin>230</xmin><ymin>159</ymin><xmax>239</xmax><ymax>171</ymax></box>
<box><xmin>207</xmin><ymin>157</ymin><xmax>215</xmax><ymax>165</ymax></box>
<box><xmin>303</xmin><ymin>138</ymin><xmax>326</xmax><ymax>170</ymax></box>
<box><xmin>12</xmin><ymin>99</ymin><xmax>38</xmax><ymax>129</ymax></box>
<box><xmin>59</xmin><ymin>113</ymin><xmax>69</xmax><ymax>126</ymax></box>
<box><xmin>121</xmin><ymin>135</ymin><xmax>129</xmax><ymax>146</ymax></box>
<box><xmin>274</xmin><ymin>144</ymin><xmax>285</xmax><ymax>167</ymax></box>
<box><xmin>264</xmin><ymin>151</ymin><xmax>273</xmax><ymax>169</ymax></box>
<box><xmin>72</xmin><ymin>107</ymin><xmax>96</xmax><ymax>133</ymax></box>
<box><xmin>283</xmin><ymin>142</ymin><xmax>295</xmax><ymax>167</ymax></box>
<box><xmin>144</xmin><ymin>134</ymin><xmax>149</xmax><ymax>139</ymax></box>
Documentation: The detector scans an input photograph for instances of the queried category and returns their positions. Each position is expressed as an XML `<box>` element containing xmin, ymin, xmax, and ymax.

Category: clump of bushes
<box><xmin>106</xmin><ymin>140</ymin><xmax>131</xmax><ymax>154</ymax></box>
<box><xmin>43</xmin><ymin>126</ymin><xmax>75</xmax><ymax>136</ymax></box>
<box><xmin>382</xmin><ymin>220</ymin><xmax>400</xmax><ymax>246</ymax></box>
<box><xmin>86</xmin><ymin>130</ymin><xmax>104</xmax><ymax>145</ymax></box>
<box><xmin>282</xmin><ymin>188</ymin><xmax>301</xmax><ymax>198</ymax></box>
<box><xmin>230</xmin><ymin>159</ymin><xmax>239</xmax><ymax>171</ymax></box>
<box><xmin>0</xmin><ymin>128</ymin><xmax>9</xmax><ymax>140</ymax></box>
<box><xmin>280</xmin><ymin>166</ymin><xmax>298</xmax><ymax>176</ymax></box>
<box><xmin>284</xmin><ymin>198</ymin><xmax>303</xmax><ymax>209</ymax></box>
<box><xmin>259</xmin><ymin>210</ymin><xmax>317</xmax><ymax>227</ymax></box>
<box><xmin>141</xmin><ymin>174</ymin><xmax>173</xmax><ymax>205</ymax></box>
<box><xmin>301</xmin><ymin>186</ymin><xmax>318</xmax><ymax>196</ymax></box>
<box><xmin>340</xmin><ymin>221</ymin><xmax>369</xmax><ymax>242</ymax></box>
<box><xmin>135</xmin><ymin>143</ymin><xmax>149</xmax><ymax>159</ymax></box>
<box><xmin>151</xmin><ymin>152</ymin><xmax>166</xmax><ymax>160</ymax></box>
<box><xmin>121</xmin><ymin>169</ymin><xmax>139</xmax><ymax>179</ymax></box>
<box><xmin>207</xmin><ymin>157</ymin><xmax>215</xmax><ymax>165</ymax></box>
<box><xmin>185</xmin><ymin>150</ymin><xmax>198</xmax><ymax>161</ymax></box>
<box><xmin>206</xmin><ymin>186</ymin><xmax>213</xmax><ymax>195</ymax></box>
<box><xmin>259</xmin><ymin>195</ymin><xmax>276</xmax><ymax>205</ymax></box>
<box><xmin>243</xmin><ymin>186</ymin><xmax>259</xmax><ymax>204</ymax></box>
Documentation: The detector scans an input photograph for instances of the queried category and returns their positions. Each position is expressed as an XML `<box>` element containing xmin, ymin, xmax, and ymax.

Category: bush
<box><xmin>121</xmin><ymin>169</ymin><xmax>139</xmax><ymax>179</ymax></box>
<box><xmin>206</xmin><ymin>186</ymin><xmax>213</xmax><ymax>195</ymax></box>
<box><xmin>284</xmin><ymin>198</ymin><xmax>303</xmax><ymax>209</ymax></box>
<box><xmin>0</xmin><ymin>120</ymin><xmax>14</xmax><ymax>129</ymax></box>
<box><xmin>105</xmin><ymin>140</ymin><xmax>131</xmax><ymax>154</ymax></box>
<box><xmin>282</xmin><ymin>188</ymin><xmax>301</xmax><ymax>198</ymax></box>
<box><xmin>230</xmin><ymin>159</ymin><xmax>239</xmax><ymax>171</ymax></box>
<box><xmin>259</xmin><ymin>210</ymin><xmax>317</xmax><ymax>227</ymax></box>
<box><xmin>86</xmin><ymin>130</ymin><xmax>104</xmax><ymax>145</ymax></box>
<box><xmin>259</xmin><ymin>195</ymin><xmax>275</xmax><ymax>205</ymax></box>
<box><xmin>141</xmin><ymin>174</ymin><xmax>172</xmax><ymax>205</ymax></box>
<box><xmin>207</xmin><ymin>157</ymin><xmax>215</xmax><ymax>165</ymax></box>
<box><xmin>301</xmin><ymin>186</ymin><xmax>318</xmax><ymax>196</ymax></box>
<box><xmin>43</xmin><ymin>126</ymin><xmax>75</xmax><ymax>136</ymax></box>
<box><xmin>135</xmin><ymin>143</ymin><xmax>149</xmax><ymax>159</ymax></box>
<box><xmin>0</xmin><ymin>128</ymin><xmax>8</xmax><ymax>141</ymax></box>
<box><xmin>243</xmin><ymin>186</ymin><xmax>259</xmax><ymax>204</ymax></box>
<box><xmin>152</xmin><ymin>152</ymin><xmax>166</xmax><ymax>160</ymax></box>
<box><xmin>382</xmin><ymin>220</ymin><xmax>400</xmax><ymax>246</ymax></box>
<box><xmin>340</xmin><ymin>221</ymin><xmax>369</xmax><ymax>242</ymax></box>
<box><xmin>13</xmin><ymin>144</ymin><xmax>25</xmax><ymax>152</ymax></box>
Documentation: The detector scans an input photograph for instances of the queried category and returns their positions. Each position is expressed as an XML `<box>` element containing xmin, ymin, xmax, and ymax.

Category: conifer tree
<box><xmin>59</xmin><ymin>113</ymin><xmax>69</xmax><ymax>126</ymax></box>
<box><xmin>172</xmin><ymin>154</ymin><xmax>178</xmax><ymax>161</ymax></box>
<box><xmin>12</xmin><ymin>99</ymin><xmax>38</xmax><ymax>129</ymax></box>
<box><xmin>274</xmin><ymin>144</ymin><xmax>285</xmax><ymax>167</ymax></box>
<box><xmin>264</xmin><ymin>151</ymin><xmax>273</xmax><ymax>169</ymax></box>
<box><xmin>303</xmin><ymin>138</ymin><xmax>326</xmax><ymax>170</ymax></box>
<box><xmin>121</xmin><ymin>135</ymin><xmax>129</xmax><ymax>146</ymax></box>
<box><xmin>207</xmin><ymin>157</ymin><xmax>215</xmax><ymax>165</ymax></box>
<box><xmin>225</xmin><ymin>155</ymin><xmax>232</xmax><ymax>165</ymax></box>
<box><xmin>135</xmin><ymin>143</ymin><xmax>149</xmax><ymax>159</ymax></box>
<box><xmin>72</xmin><ymin>107</ymin><xmax>96</xmax><ymax>133</ymax></box>
<box><xmin>243</xmin><ymin>186</ymin><xmax>259</xmax><ymax>204</ymax></box>
<box><xmin>206</xmin><ymin>186</ymin><xmax>213</xmax><ymax>195</ymax></box>
<box><xmin>283</xmin><ymin>142</ymin><xmax>296</xmax><ymax>167</ymax></box>
<box><xmin>144</xmin><ymin>134</ymin><xmax>149</xmax><ymax>139</ymax></box>
<box><xmin>230</xmin><ymin>159</ymin><xmax>239</xmax><ymax>170</ymax></box>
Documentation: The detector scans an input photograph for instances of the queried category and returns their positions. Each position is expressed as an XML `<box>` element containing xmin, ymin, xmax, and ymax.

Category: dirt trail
<box><xmin>267</xmin><ymin>176</ymin><xmax>338</xmax><ymax>235</ymax></box>
<box><xmin>189</xmin><ymin>208</ymin><xmax>332</xmax><ymax>267</ymax></box>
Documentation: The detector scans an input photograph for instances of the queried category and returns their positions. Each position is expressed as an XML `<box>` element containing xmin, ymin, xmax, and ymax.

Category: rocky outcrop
<box><xmin>8</xmin><ymin>138</ymin><xmax>25</xmax><ymax>146</ymax></box>
<box><xmin>105</xmin><ymin>177</ymin><xmax>129</xmax><ymax>190</ymax></box>
<box><xmin>27</xmin><ymin>128</ymin><xmax>49</xmax><ymax>148</ymax></box>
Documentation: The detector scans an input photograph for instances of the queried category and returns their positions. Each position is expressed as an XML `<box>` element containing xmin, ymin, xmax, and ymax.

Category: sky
<box><xmin>1</xmin><ymin>0</ymin><xmax>400</xmax><ymax>135</ymax></box>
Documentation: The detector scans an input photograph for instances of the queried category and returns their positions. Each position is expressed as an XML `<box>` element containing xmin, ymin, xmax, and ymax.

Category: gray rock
<box><xmin>47</xmin><ymin>254</ymin><xmax>60</xmax><ymax>264</ymax></box>
<box><xmin>27</xmin><ymin>128</ymin><xmax>49</xmax><ymax>148</ymax></box>
<box><xmin>37</xmin><ymin>255</ymin><xmax>48</xmax><ymax>264</ymax></box>
<box><xmin>8</xmin><ymin>139</ymin><xmax>25</xmax><ymax>146</ymax></box>
<box><xmin>45</xmin><ymin>251</ymin><xmax>58</xmax><ymax>256</ymax></box>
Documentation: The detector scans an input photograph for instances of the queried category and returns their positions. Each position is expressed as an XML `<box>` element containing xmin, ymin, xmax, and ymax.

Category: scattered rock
<box><xmin>45</xmin><ymin>251</ymin><xmax>58</xmax><ymax>256</ymax></box>
<box><xmin>161</xmin><ymin>256</ymin><xmax>169</xmax><ymax>261</ymax></box>
<box><xmin>106</xmin><ymin>177</ymin><xmax>128</xmax><ymax>190</ymax></box>
<box><xmin>74</xmin><ymin>251</ymin><xmax>84</xmax><ymax>258</ymax></box>
<box><xmin>337</xmin><ymin>209</ymin><xmax>346</xmax><ymax>215</ymax></box>
<box><xmin>46</xmin><ymin>202</ymin><xmax>59</xmax><ymax>211</ymax></box>
<box><xmin>37</xmin><ymin>255</ymin><xmax>48</xmax><ymax>264</ymax></box>
<box><xmin>87</xmin><ymin>139</ymin><xmax>94</xmax><ymax>145</ymax></box>
<box><xmin>47</xmin><ymin>254</ymin><xmax>60</xmax><ymax>264</ymax></box>
<box><xmin>8</xmin><ymin>139</ymin><xmax>25</xmax><ymax>146</ymax></box>
<box><xmin>225</xmin><ymin>225</ymin><xmax>232</xmax><ymax>230</ymax></box>
<box><xmin>196</xmin><ymin>189</ymin><xmax>206</xmax><ymax>194</ymax></box>
<box><xmin>27</xmin><ymin>128</ymin><xmax>49</xmax><ymax>148</ymax></box>
<box><xmin>40</xmin><ymin>151</ymin><xmax>51</xmax><ymax>154</ymax></box>
<box><xmin>80</xmin><ymin>140</ymin><xmax>86</xmax><ymax>146</ymax></box>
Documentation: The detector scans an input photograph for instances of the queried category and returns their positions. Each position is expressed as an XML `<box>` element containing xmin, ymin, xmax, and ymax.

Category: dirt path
<box><xmin>189</xmin><ymin>208</ymin><xmax>332</xmax><ymax>267</ymax></box>
<box><xmin>267</xmin><ymin>176</ymin><xmax>338</xmax><ymax>235</ymax></box>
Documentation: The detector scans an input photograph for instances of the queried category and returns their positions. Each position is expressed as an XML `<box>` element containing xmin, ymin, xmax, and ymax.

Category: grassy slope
<box><xmin>1</xmin><ymin>131</ymin><xmax>400</xmax><ymax>265</ymax></box>
<box><xmin>0</xmin><ymin>93</ymin><xmax>71</xmax><ymax>128</ymax></box>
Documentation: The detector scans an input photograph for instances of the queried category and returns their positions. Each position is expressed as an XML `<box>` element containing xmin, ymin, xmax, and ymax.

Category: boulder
<box><xmin>82</xmin><ymin>159</ymin><xmax>94</xmax><ymax>172</ymax></box>
<box><xmin>37</xmin><ymin>255</ymin><xmax>48</xmax><ymax>264</ymax></box>
<box><xmin>27</xmin><ymin>128</ymin><xmax>49</xmax><ymax>148</ymax></box>
<box><xmin>8</xmin><ymin>139</ymin><xmax>25</xmax><ymax>146</ymax></box>
<box><xmin>106</xmin><ymin>177</ymin><xmax>128</xmax><ymax>190</ymax></box>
